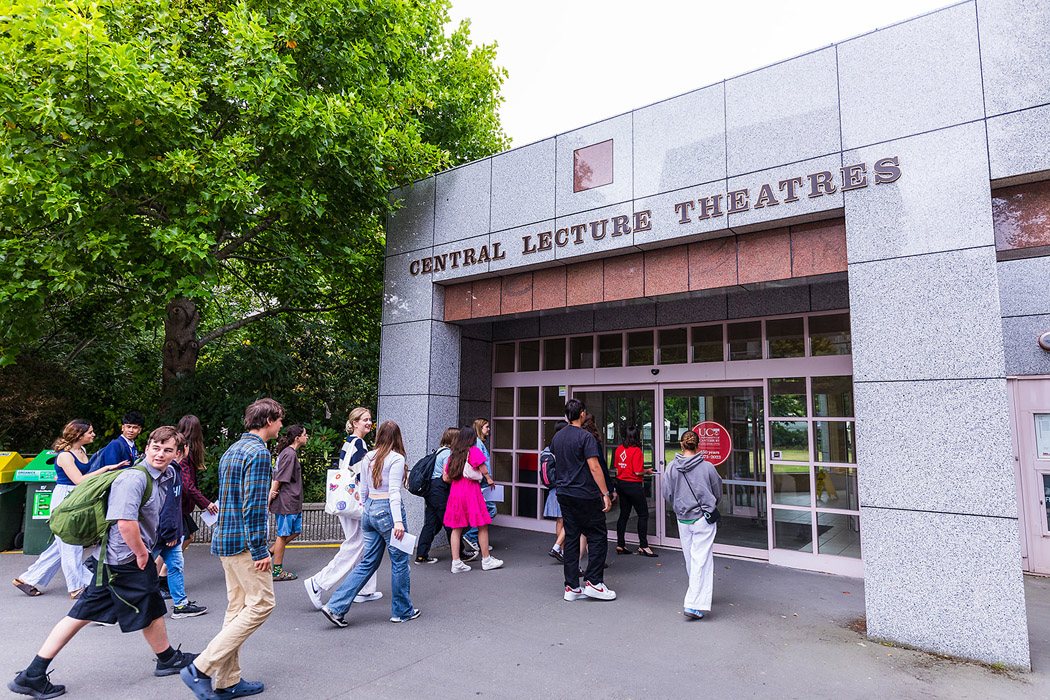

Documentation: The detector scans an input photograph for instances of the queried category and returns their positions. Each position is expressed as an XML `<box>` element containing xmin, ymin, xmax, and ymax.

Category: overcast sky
<box><xmin>448</xmin><ymin>0</ymin><xmax>956</xmax><ymax>148</ymax></box>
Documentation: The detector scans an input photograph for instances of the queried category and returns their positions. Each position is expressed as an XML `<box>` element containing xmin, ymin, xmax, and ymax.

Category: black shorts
<box><xmin>182</xmin><ymin>513</ymin><xmax>199</xmax><ymax>537</ymax></box>
<box><xmin>69</xmin><ymin>558</ymin><xmax>167</xmax><ymax>632</ymax></box>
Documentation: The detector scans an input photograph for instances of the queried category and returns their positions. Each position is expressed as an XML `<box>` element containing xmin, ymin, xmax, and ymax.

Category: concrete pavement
<box><xmin>3</xmin><ymin>528</ymin><xmax>1050</xmax><ymax>699</ymax></box>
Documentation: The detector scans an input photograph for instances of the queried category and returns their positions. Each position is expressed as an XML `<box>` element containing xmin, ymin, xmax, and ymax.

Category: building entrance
<box><xmin>1011</xmin><ymin>378</ymin><xmax>1050</xmax><ymax>574</ymax></box>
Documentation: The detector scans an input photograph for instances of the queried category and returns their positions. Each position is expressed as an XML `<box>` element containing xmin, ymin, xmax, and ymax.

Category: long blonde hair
<box><xmin>472</xmin><ymin>418</ymin><xmax>489</xmax><ymax>445</ymax></box>
<box><xmin>346</xmin><ymin>407</ymin><xmax>371</xmax><ymax>436</ymax></box>
<box><xmin>53</xmin><ymin>419</ymin><xmax>91</xmax><ymax>452</ymax></box>
<box><xmin>370</xmin><ymin>421</ymin><xmax>407</xmax><ymax>488</ymax></box>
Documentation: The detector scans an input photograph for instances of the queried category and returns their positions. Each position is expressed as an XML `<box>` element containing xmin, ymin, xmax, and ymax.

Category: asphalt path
<box><xmin>2</xmin><ymin>529</ymin><xmax>1050</xmax><ymax>699</ymax></box>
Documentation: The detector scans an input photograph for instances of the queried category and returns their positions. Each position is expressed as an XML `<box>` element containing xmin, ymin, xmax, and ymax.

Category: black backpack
<box><xmin>540</xmin><ymin>447</ymin><xmax>556</xmax><ymax>487</ymax></box>
<box><xmin>407</xmin><ymin>449</ymin><xmax>440</xmax><ymax>497</ymax></box>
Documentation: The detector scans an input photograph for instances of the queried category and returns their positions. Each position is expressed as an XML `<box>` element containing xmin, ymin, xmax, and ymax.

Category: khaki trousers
<box><xmin>195</xmin><ymin>550</ymin><xmax>275</xmax><ymax>689</ymax></box>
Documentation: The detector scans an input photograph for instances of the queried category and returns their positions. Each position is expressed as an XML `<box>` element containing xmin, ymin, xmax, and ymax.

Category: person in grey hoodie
<box><xmin>661</xmin><ymin>430</ymin><xmax>722</xmax><ymax>620</ymax></box>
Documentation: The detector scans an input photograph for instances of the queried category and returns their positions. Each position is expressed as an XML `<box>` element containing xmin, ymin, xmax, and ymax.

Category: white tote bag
<box><xmin>324</xmin><ymin>441</ymin><xmax>366</xmax><ymax>519</ymax></box>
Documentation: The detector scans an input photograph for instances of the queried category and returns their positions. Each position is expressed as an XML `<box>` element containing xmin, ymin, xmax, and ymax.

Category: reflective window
<box><xmin>491</xmin><ymin>420</ymin><xmax>513</xmax><ymax>450</ymax></box>
<box><xmin>598</xmin><ymin>333</ymin><xmax>623</xmax><ymax>368</ymax></box>
<box><xmin>542</xmin><ymin>386</ymin><xmax>564</xmax><ymax>418</ymax></box>
<box><xmin>491</xmin><ymin>452</ymin><xmax>513</xmax><ymax>482</ymax></box>
<box><xmin>518</xmin><ymin>387</ymin><xmax>539</xmax><ymax>417</ymax></box>
<box><xmin>519</xmin><ymin>340</ymin><xmax>540</xmax><ymax>372</ymax></box>
<box><xmin>812</xmin><ymin>376</ymin><xmax>854</xmax><ymax>417</ymax></box>
<box><xmin>627</xmin><ymin>330</ymin><xmax>654</xmax><ymax>366</ymax></box>
<box><xmin>494</xmin><ymin>388</ymin><xmax>514</xmax><ymax>417</ymax></box>
<box><xmin>772</xmin><ymin>464</ymin><xmax>811</xmax><ymax>507</ymax></box>
<box><xmin>516</xmin><ymin>420</ymin><xmax>539</xmax><ymax>450</ymax></box>
<box><xmin>691</xmin><ymin>325</ymin><xmax>724</xmax><ymax>363</ymax></box>
<box><xmin>814</xmin><ymin>421</ymin><xmax>856</xmax><ymax>463</ymax></box>
<box><xmin>816</xmin><ymin>512</ymin><xmax>861</xmax><ymax>558</ymax></box>
<box><xmin>494</xmin><ymin>343</ymin><xmax>515</xmax><ymax>373</ymax></box>
<box><xmin>728</xmin><ymin>321</ymin><xmax>762</xmax><ymax>360</ymax></box>
<box><xmin>809</xmin><ymin>313</ymin><xmax>851</xmax><ymax>356</ymax></box>
<box><xmin>817</xmin><ymin>467</ymin><xmax>858</xmax><ymax>510</ymax></box>
<box><xmin>569</xmin><ymin>336</ymin><xmax>593</xmax><ymax>369</ymax></box>
<box><xmin>773</xmin><ymin>509</ymin><xmax>813</xmax><ymax>552</ymax></box>
<box><xmin>658</xmin><ymin>328</ymin><xmax>688</xmax><ymax>365</ymax></box>
<box><xmin>516</xmin><ymin>486</ymin><xmax>539</xmax><ymax>518</ymax></box>
<box><xmin>770</xmin><ymin>378</ymin><xmax>807</xmax><ymax>417</ymax></box>
<box><xmin>543</xmin><ymin>338</ymin><xmax>566</xmax><ymax>371</ymax></box>
<box><xmin>770</xmin><ymin>421</ymin><xmax>809</xmax><ymax>461</ymax></box>
<box><xmin>766</xmin><ymin>317</ymin><xmax>805</xmax><ymax>359</ymax></box>
<box><xmin>517</xmin><ymin>452</ymin><xmax>538</xmax><ymax>484</ymax></box>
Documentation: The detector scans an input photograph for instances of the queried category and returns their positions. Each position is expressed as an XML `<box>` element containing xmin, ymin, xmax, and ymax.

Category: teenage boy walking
<box><xmin>181</xmin><ymin>398</ymin><xmax>283</xmax><ymax>700</ymax></box>
<box><xmin>94</xmin><ymin>410</ymin><xmax>146</xmax><ymax>471</ymax></box>
<box><xmin>550</xmin><ymin>398</ymin><xmax>616</xmax><ymax>602</ymax></box>
<box><xmin>8</xmin><ymin>426</ymin><xmax>197</xmax><ymax>699</ymax></box>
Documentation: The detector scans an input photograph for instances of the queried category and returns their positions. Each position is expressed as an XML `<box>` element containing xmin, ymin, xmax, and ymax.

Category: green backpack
<box><xmin>49</xmin><ymin>463</ymin><xmax>153</xmax><ymax>586</ymax></box>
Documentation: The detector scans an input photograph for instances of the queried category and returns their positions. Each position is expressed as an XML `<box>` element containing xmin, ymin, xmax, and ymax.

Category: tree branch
<box><xmin>214</xmin><ymin>216</ymin><xmax>277</xmax><ymax>261</ymax></box>
<box><xmin>197</xmin><ymin>299</ymin><xmax>371</xmax><ymax>347</ymax></box>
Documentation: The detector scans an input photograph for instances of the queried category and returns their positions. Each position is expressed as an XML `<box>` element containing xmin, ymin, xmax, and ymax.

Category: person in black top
<box><xmin>551</xmin><ymin>399</ymin><xmax>616</xmax><ymax>602</ymax></box>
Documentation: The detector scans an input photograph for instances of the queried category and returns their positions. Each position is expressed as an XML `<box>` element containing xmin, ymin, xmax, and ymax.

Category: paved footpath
<box><xmin>3</xmin><ymin>528</ymin><xmax>1050</xmax><ymax>700</ymax></box>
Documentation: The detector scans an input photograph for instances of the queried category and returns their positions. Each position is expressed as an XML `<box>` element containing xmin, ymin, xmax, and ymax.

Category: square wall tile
<box><xmin>725</xmin><ymin>154</ymin><xmax>844</xmax><ymax>232</ymax></box>
<box><xmin>491</xmin><ymin>139</ymin><xmax>556</xmax><ymax>231</ymax></box>
<box><xmin>383</xmin><ymin>250</ymin><xmax>436</xmax><ymax>325</ymax></box>
<box><xmin>459</xmin><ymin>337</ymin><xmax>493</xmax><ymax>402</ymax></box>
<box><xmin>603</xmin><ymin>253</ymin><xmax>644</xmax><ymax>302</ymax></box>
<box><xmin>594</xmin><ymin>302</ymin><xmax>656</xmax><ymax>331</ymax></box>
<box><xmin>490</xmin><ymin>220</ymin><xmax>557</xmax><ymax>274</ymax></box>
<box><xmin>633</xmin><ymin>84</ymin><xmax>726</xmax><ymax>197</ymax></box>
<box><xmin>376</xmin><ymin>394</ymin><xmax>429</xmax><ymax>458</ymax></box>
<box><xmin>844</xmin><ymin>122</ymin><xmax>994</xmax><ymax>264</ymax></box>
<box><xmin>838</xmin><ymin>3</ymin><xmax>984</xmax><ymax>148</ymax></box>
<box><xmin>533</xmin><ymin>266</ymin><xmax>567</xmax><ymax>311</ymax></box>
<box><xmin>491</xmin><ymin>317</ymin><xmax>540</xmax><ymax>341</ymax></box>
<box><xmin>471</xmin><ymin>278</ymin><xmax>502</xmax><ymax>319</ymax></box>
<box><xmin>643</xmin><ymin>246</ymin><xmax>689</xmax><ymax>298</ymax></box>
<box><xmin>810</xmin><ymin>278</ymin><xmax>850</xmax><ymax>311</ymax></box>
<box><xmin>500</xmin><ymin>272</ymin><xmax>533</xmax><ymax>315</ymax></box>
<box><xmin>379</xmin><ymin>321</ymin><xmax>431</xmax><ymax>396</ymax></box>
<box><xmin>554</xmin><ymin>201</ymin><xmax>639</xmax><ymax>263</ymax></box>
<box><xmin>790</xmin><ymin>220</ymin><xmax>847</xmax><ymax>277</ymax></box>
<box><xmin>565</xmin><ymin>260</ymin><xmax>604</xmax><ymax>307</ymax></box>
<box><xmin>1002</xmin><ymin>313</ymin><xmax>1050</xmax><ymax>376</ymax></box>
<box><xmin>728</xmin><ymin>283</ymin><xmax>809</xmax><ymax>318</ymax></box>
<box><xmin>434</xmin><ymin>159</ymin><xmax>491</xmax><ymax>246</ymax></box>
<box><xmin>539</xmin><ymin>309</ymin><xmax>594</xmax><ymax>336</ymax></box>
<box><xmin>997</xmin><ymin>256</ymin><xmax>1050</xmax><ymax>318</ymax></box>
<box><xmin>849</xmin><ymin>247</ymin><xmax>1007</xmax><ymax>382</ymax></box>
<box><xmin>386</xmin><ymin>178</ymin><xmax>435</xmax><ymax>256</ymax></box>
<box><xmin>443</xmin><ymin>282</ymin><xmax>473</xmax><ymax>322</ymax></box>
<box><xmin>977</xmin><ymin>0</ymin><xmax>1050</xmax><ymax>116</ymax></box>
<box><xmin>428</xmin><ymin>321</ymin><xmax>461</xmax><ymax>397</ymax></box>
<box><xmin>726</xmin><ymin>48</ymin><xmax>840</xmax><ymax>176</ymax></box>
<box><xmin>556</xmin><ymin>114</ymin><xmax>634</xmax><ymax>218</ymax></box>
<box><xmin>655</xmin><ymin>294</ymin><xmax>729</xmax><ymax>325</ymax></box>
<box><xmin>987</xmin><ymin>104</ymin><xmax>1050</xmax><ymax>182</ymax></box>
<box><xmin>737</xmin><ymin>228</ymin><xmax>791</xmax><ymax>285</ymax></box>
<box><xmin>688</xmin><ymin>237</ymin><xmax>738</xmax><ymax>291</ymax></box>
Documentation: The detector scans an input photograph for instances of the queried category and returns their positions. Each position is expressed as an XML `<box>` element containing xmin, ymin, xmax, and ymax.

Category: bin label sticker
<box><xmin>32</xmin><ymin>492</ymin><xmax>51</xmax><ymax>519</ymax></box>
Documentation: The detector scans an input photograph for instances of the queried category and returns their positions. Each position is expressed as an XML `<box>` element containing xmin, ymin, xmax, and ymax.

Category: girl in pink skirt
<box><xmin>443</xmin><ymin>426</ymin><xmax>505</xmax><ymax>573</ymax></box>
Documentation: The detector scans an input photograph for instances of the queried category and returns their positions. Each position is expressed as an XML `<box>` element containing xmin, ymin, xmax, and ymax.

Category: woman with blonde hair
<box><xmin>303</xmin><ymin>407</ymin><xmax>382</xmax><ymax>609</ymax></box>
<box><xmin>12</xmin><ymin>420</ymin><xmax>127</xmax><ymax>598</ymax></box>
<box><xmin>322</xmin><ymin>420</ymin><xmax>420</xmax><ymax>626</ymax></box>
<box><xmin>662</xmin><ymin>430</ymin><xmax>722</xmax><ymax>620</ymax></box>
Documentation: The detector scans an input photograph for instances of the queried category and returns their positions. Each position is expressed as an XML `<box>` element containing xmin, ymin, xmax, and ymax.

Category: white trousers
<box><xmin>311</xmin><ymin>514</ymin><xmax>378</xmax><ymax>595</ymax></box>
<box><xmin>678</xmin><ymin>518</ymin><xmax>717</xmax><ymax>611</ymax></box>
<box><xmin>19</xmin><ymin>483</ymin><xmax>91</xmax><ymax>592</ymax></box>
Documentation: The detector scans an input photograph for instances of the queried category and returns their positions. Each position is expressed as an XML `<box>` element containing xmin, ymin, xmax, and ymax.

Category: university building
<box><xmin>379</xmin><ymin>0</ymin><xmax>1050</xmax><ymax>668</ymax></box>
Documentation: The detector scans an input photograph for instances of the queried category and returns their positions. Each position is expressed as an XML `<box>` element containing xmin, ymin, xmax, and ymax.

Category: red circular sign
<box><xmin>691</xmin><ymin>421</ymin><xmax>733</xmax><ymax>466</ymax></box>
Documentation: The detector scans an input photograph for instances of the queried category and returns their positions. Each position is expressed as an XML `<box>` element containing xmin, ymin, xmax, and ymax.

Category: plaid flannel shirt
<box><xmin>211</xmin><ymin>433</ymin><xmax>272</xmax><ymax>560</ymax></box>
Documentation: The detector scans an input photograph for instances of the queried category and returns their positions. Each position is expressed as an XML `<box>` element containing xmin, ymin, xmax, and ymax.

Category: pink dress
<box><xmin>443</xmin><ymin>447</ymin><xmax>493</xmax><ymax>528</ymax></box>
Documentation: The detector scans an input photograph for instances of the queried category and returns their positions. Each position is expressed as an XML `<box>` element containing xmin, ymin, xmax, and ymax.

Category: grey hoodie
<box><xmin>662</xmin><ymin>452</ymin><xmax>722</xmax><ymax>522</ymax></box>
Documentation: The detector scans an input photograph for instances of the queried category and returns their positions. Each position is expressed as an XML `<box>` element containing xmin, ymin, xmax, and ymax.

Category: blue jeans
<box><xmin>153</xmin><ymin>541</ymin><xmax>187</xmax><ymax>607</ymax></box>
<box><xmin>326</xmin><ymin>499</ymin><xmax>412</xmax><ymax>619</ymax></box>
<box><xmin>465</xmin><ymin>501</ymin><xmax>498</xmax><ymax>544</ymax></box>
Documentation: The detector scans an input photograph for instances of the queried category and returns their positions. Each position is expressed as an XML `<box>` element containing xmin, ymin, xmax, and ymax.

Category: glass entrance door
<box><xmin>661</xmin><ymin>386</ymin><xmax>767</xmax><ymax>555</ymax></box>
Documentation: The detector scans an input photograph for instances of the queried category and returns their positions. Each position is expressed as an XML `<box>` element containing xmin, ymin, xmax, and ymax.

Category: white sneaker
<box><xmin>481</xmin><ymin>556</ymin><xmax>504</xmax><ymax>571</ymax></box>
<box><xmin>564</xmin><ymin>585</ymin><xmax>587</xmax><ymax>601</ymax></box>
<box><xmin>304</xmin><ymin>577</ymin><xmax>323</xmax><ymax>610</ymax></box>
<box><xmin>584</xmin><ymin>581</ymin><xmax>616</xmax><ymax>600</ymax></box>
<box><xmin>354</xmin><ymin>591</ymin><xmax>384</xmax><ymax>603</ymax></box>
<box><xmin>451</xmin><ymin>560</ymin><xmax>472</xmax><ymax>574</ymax></box>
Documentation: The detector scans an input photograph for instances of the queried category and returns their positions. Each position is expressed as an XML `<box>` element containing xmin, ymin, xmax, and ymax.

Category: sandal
<box><xmin>637</xmin><ymin>548</ymin><xmax>659</xmax><ymax>558</ymax></box>
<box><xmin>13</xmin><ymin>578</ymin><xmax>41</xmax><ymax>597</ymax></box>
<box><xmin>70</xmin><ymin>587</ymin><xmax>86</xmax><ymax>600</ymax></box>
<box><xmin>272</xmin><ymin>570</ymin><xmax>298</xmax><ymax>581</ymax></box>
<box><xmin>616</xmin><ymin>546</ymin><xmax>633</xmax><ymax>555</ymax></box>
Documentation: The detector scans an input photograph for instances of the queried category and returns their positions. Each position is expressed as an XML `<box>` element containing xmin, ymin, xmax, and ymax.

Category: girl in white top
<box><xmin>321</xmin><ymin>420</ymin><xmax>419</xmax><ymax>626</ymax></box>
<box><xmin>303</xmin><ymin>407</ymin><xmax>381</xmax><ymax>608</ymax></box>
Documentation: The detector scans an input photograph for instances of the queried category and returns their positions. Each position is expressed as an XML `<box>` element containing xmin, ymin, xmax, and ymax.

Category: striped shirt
<box><xmin>211</xmin><ymin>433</ymin><xmax>272</xmax><ymax>560</ymax></box>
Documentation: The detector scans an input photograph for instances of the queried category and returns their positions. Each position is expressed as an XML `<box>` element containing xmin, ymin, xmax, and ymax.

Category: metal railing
<box><xmin>188</xmin><ymin>502</ymin><xmax>343</xmax><ymax>544</ymax></box>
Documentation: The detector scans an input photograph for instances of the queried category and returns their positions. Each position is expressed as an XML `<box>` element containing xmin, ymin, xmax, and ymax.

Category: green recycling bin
<box><xmin>14</xmin><ymin>451</ymin><xmax>58</xmax><ymax>555</ymax></box>
<box><xmin>0</xmin><ymin>451</ymin><xmax>27</xmax><ymax>551</ymax></box>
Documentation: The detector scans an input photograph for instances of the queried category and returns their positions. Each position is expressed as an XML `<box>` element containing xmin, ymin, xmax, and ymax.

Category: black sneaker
<box><xmin>159</xmin><ymin>588</ymin><xmax>172</xmax><ymax>600</ymax></box>
<box><xmin>9</xmin><ymin>670</ymin><xmax>66</xmax><ymax>699</ymax></box>
<box><xmin>320</xmin><ymin>606</ymin><xmax>348</xmax><ymax>628</ymax></box>
<box><xmin>172</xmin><ymin>602</ymin><xmax>208</xmax><ymax>619</ymax></box>
<box><xmin>461</xmin><ymin>548</ymin><xmax>480</xmax><ymax>563</ymax></box>
<box><xmin>155</xmin><ymin>646</ymin><xmax>198</xmax><ymax>677</ymax></box>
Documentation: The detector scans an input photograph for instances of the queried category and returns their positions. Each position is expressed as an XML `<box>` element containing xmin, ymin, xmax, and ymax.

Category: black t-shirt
<box><xmin>550</xmin><ymin>425</ymin><xmax>602</xmax><ymax>499</ymax></box>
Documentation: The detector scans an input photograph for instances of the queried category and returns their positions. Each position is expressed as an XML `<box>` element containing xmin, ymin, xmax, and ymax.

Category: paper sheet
<box><xmin>390</xmin><ymin>530</ymin><xmax>417</xmax><ymax>555</ymax></box>
<box><xmin>481</xmin><ymin>484</ymin><xmax>505</xmax><ymax>503</ymax></box>
<box><xmin>200</xmin><ymin>510</ymin><xmax>218</xmax><ymax>528</ymax></box>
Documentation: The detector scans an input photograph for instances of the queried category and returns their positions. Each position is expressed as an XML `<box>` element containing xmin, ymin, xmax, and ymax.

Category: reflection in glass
<box><xmin>692</xmin><ymin>325</ymin><xmax>724</xmax><ymax>363</ymax></box>
<box><xmin>810</xmin><ymin>313</ymin><xmax>851</xmax><ymax>356</ymax></box>
<box><xmin>569</xmin><ymin>336</ymin><xmax>593</xmax><ymax>369</ymax></box>
<box><xmin>817</xmin><ymin>467</ymin><xmax>859</xmax><ymax>510</ymax></box>
<box><xmin>814</xmin><ymin>421</ymin><xmax>856</xmax><ymax>463</ymax></box>
<box><xmin>728</xmin><ymin>321</ymin><xmax>762</xmax><ymax>360</ymax></box>
<box><xmin>542</xmin><ymin>419</ymin><xmax>565</xmax><ymax>447</ymax></box>
<box><xmin>766</xmin><ymin>317</ymin><xmax>805</xmax><ymax>359</ymax></box>
<box><xmin>662</xmin><ymin>387</ymin><xmax>765</xmax><ymax>483</ymax></box>
<box><xmin>518</xmin><ymin>452</ymin><xmax>538</xmax><ymax>484</ymax></box>
<box><xmin>494</xmin><ymin>388</ymin><xmax>514</xmax><ymax>417</ymax></box>
<box><xmin>542</xmin><ymin>386</ymin><xmax>564</xmax><ymax>417</ymax></box>
<box><xmin>812</xmin><ymin>376</ymin><xmax>854</xmax><ymax>417</ymax></box>
<box><xmin>519</xmin><ymin>340</ymin><xmax>540</xmax><ymax>372</ymax></box>
<box><xmin>517</xmin><ymin>487</ymin><xmax>539</xmax><ymax>518</ymax></box>
<box><xmin>772</xmin><ymin>464</ymin><xmax>811</xmax><ymax>506</ymax></box>
<box><xmin>658</xmin><ymin>328</ymin><xmax>688</xmax><ymax>365</ymax></box>
<box><xmin>494</xmin><ymin>343</ymin><xmax>515</xmax><ymax>373</ymax></box>
<box><xmin>518</xmin><ymin>387</ymin><xmax>539</xmax><ymax>417</ymax></box>
<box><xmin>703</xmin><ymin>483</ymin><xmax>767</xmax><ymax>550</ymax></box>
<box><xmin>491</xmin><ymin>420</ymin><xmax>513</xmax><ymax>450</ymax></box>
<box><xmin>817</xmin><ymin>512</ymin><xmax>861</xmax><ymax>558</ymax></box>
<box><xmin>491</xmin><ymin>452</ymin><xmax>513</xmax><ymax>482</ymax></box>
<box><xmin>543</xmin><ymin>338</ymin><xmax>566</xmax><ymax>370</ymax></box>
<box><xmin>598</xmin><ymin>333</ymin><xmax>623</xmax><ymax>368</ymax></box>
<box><xmin>627</xmin><ymin>330</ymin><xmax>655</xmax><ymax>366</ymax></box>
<box><xmin>770</xmin><ymin>377</ymin><xmax>807</xmax><ymax>417</ymax></box>
<box><xmin>773</xmin><ymin>508</ymin><xmax>813</xmax><ymax>552</ymax></box>
<box><xmin>770</xmin><ymin>421</ymin><xmax>809</xmax><ymax>461</ymax></box>
<box><xmin>1044</xmin><ymin>475</ymin><xmax>1050</xmax><ymax>532</ymax></box>
<box><xmin>495</xmin><ymin>498</ymin><xmax>512</xmax><ymax>516</ymax></box>
<box><xmin>516</xmin><ymin>419</ymin><xmax>539</xmax><ymax>451</ymax></box>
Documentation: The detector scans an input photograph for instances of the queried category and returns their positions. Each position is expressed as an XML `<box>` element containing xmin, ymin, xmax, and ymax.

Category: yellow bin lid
<box><xmin>0</xmin><ymin>452</ymin><xmax>27</xmax><ymax>483</ymax></box>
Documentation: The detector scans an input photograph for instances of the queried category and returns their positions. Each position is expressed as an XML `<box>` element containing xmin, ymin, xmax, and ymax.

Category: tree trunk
<box><xmin>162</xmin><ymin>297</ymin><xmax>201</xmax><ymax>393</ymax></box>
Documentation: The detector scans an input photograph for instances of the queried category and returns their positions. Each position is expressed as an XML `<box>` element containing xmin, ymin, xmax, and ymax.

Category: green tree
<box><xmin>0</xmin><ymin>0</ymin><xmax>508</xmax><ymax>388</ymax></box>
